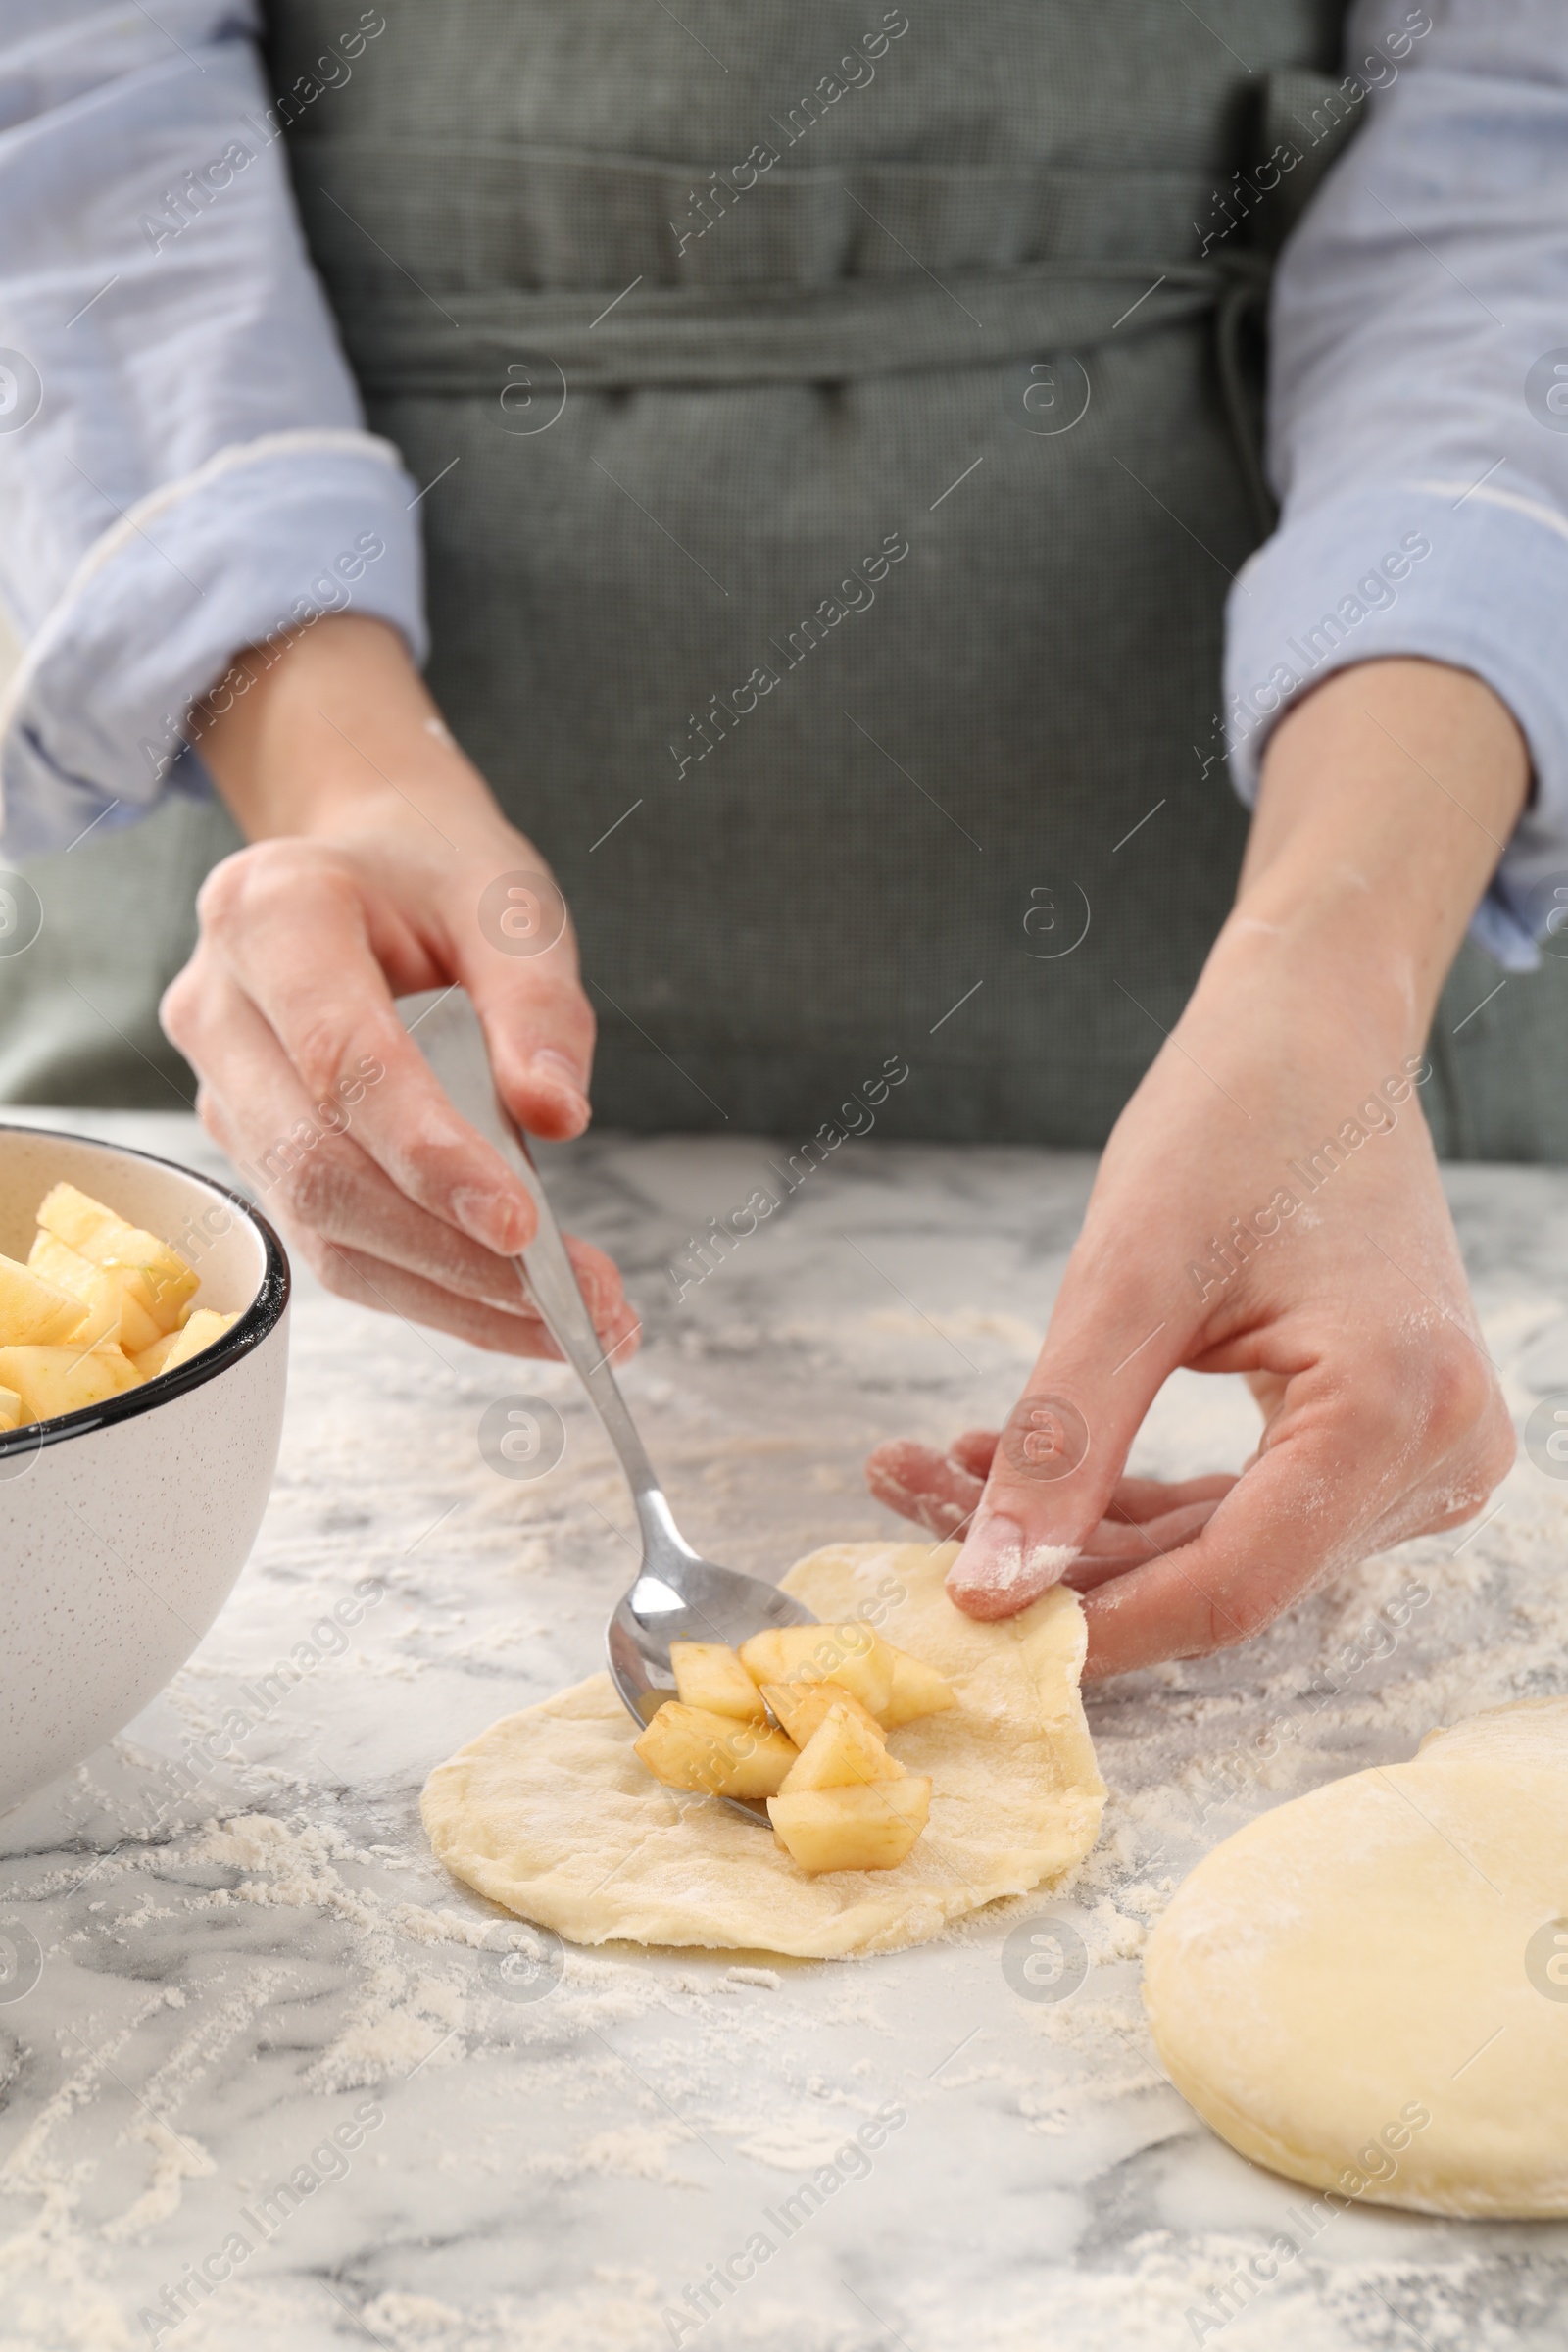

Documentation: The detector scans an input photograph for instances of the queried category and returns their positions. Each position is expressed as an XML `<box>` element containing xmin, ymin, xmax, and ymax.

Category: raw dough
<box><xmin>1144</xmin><ymin>1698</ymin><xmax>1568</xmax><ymax>2218</ymax></box>
<box><xmin>421</xmin><ymin>1540</ymin><xmax>1104</xmax><ymax>1959</ymax></box>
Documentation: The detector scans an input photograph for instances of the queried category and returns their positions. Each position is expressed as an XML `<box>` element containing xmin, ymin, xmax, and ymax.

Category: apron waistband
<box><xmin>334</xmin><ymin>257</ymin><xmax>1267</xmax><ymax>393</ymax></box>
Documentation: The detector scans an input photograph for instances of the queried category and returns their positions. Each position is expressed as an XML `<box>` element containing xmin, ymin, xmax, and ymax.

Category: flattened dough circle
<box><xmin>1145</xmin><ymin>1698</ymin><xmax>1568</xmax><ymax>2218</ymax></box>
<box><xmin>421</xmin><ymin>1541</ymin><xmax>1105</xmax><ymax>1959</ymax></box>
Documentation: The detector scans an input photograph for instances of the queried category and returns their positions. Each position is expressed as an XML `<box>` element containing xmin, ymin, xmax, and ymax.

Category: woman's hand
<box><xmin>868</xmin><ymin>659</ymin><xmax>1529</xmax><ymax>1677</ymax></box>
<box><xmin>163</xmin><ymin>614</ymin><xmax>637</xmax><ymax>1359</ymax></box>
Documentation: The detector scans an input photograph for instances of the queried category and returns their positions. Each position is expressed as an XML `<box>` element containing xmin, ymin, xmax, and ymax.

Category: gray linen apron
<box><xmin>3</xmin><ymin>1</ymin><xmax>1563</xmax><ymax>1158</ymax></box>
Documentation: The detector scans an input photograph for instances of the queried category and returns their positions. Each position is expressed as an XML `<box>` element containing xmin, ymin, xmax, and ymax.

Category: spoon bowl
<box><xmin>608</xmin><ymin>1550</ymin><xmax>815</xmax><ymax>1729</ymax></box>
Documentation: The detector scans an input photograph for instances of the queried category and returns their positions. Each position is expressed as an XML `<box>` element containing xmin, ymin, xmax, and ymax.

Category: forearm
<box><xmin>191</xmin><ymin>614</ymin><xmax>511</xmax><ymax>853</ymax></box>
<box><xmin>1203</xmin><ymin>659</ymin><xmax>1529</xmax><ymax>1053</ymax></box>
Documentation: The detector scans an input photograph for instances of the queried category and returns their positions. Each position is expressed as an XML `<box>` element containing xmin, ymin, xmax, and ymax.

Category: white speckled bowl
<box><xmin>0</xmin><ymin>1124</ymin><xmax>289</xmax><ymax>1813</ymax></box>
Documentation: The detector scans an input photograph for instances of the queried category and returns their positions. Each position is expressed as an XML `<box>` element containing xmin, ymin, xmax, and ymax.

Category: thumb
<box><xmin>946</xmin><ymin>1298</ymin><xmax>1187</xmax><ymax>1620</ymax></box>
<box><xmin>455</xmin><ymin>862</ymin><xmax>597</xmax><ymax>1144</ymax></box>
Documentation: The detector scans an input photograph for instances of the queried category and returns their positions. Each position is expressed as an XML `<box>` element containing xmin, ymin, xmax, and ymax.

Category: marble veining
<box><xmin>1</xmin><ymin>1110</ymin><xmax>1566</xmax><ymax>2349</ymax></box>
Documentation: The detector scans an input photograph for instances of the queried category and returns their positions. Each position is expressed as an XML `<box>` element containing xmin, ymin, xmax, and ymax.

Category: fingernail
<box><xmin>530</xmin><ymin>1049</ymin><xmax>587</xmax><ymax>1099</ymax></box>
<box><xmin>451</xmin><ymin>1184</ymin><xmax>531</xmax><ymax>1256</ymax></box>
<box><xmin>946</xmin><ymin>1513</ymin><xmax>1077</xmax><ymax>1619</ymax></box>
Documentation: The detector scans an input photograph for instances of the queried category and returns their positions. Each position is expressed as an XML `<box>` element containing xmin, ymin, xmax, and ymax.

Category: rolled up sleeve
<box><xmin>1224</xmin><ymin>0</ymin><xmax>1568</xmax><ymax>969</ymax></box>
<box><xmin>0</xmin><ymin>1</ymin><xmax>426</xmax><ymax>858</ymax></box>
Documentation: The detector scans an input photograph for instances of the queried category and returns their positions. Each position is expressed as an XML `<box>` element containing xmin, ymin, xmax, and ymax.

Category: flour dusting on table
<box><xmin>2</xmin><ymin>1130</ymin><xmax>1565</xmax><ymax>2347</ymax></box>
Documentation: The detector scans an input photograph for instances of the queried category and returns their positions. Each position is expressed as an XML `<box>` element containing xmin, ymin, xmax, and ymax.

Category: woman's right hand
<box><xmin>162</xmin><ymin>613</ymin><xmax>638</xmax><ymax>1360</ymax></box>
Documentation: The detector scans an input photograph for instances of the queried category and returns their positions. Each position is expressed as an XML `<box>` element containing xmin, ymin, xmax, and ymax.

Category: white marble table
<box><xmin>2</xmin><ymin>1109</ymin><xmax>1566</xmax><ymax>2351</ymax></box>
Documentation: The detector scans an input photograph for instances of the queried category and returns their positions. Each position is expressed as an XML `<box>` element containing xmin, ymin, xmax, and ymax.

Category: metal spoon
<box><xmin>403</xmin><ymin>989</ymin><xmax>815</xmax><ymax>1819</ymax></box>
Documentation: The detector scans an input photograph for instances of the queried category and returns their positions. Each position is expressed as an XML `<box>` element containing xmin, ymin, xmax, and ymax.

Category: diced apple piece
<box><xmin>669</xmin><ymin>1641</ymin><xmax>766</xmax><ymax>1722</ymax></box>
<box><xmin>634</xmin><ymin>1702</ymin><xmax>798</xmax><ymax>1799</ymax></box>
<box><xmin>27</xmin><ymin>1231</ymin><xmax>164</xmax><ymax>1353</ymax></box>
<box><xmin>738</xmin><ymin>1622</ymin><xmax>895</xmax><ymax>1718</ymax></box>
<box><xmin>780</xmin><ymin>1702</ymin><xmax>906</xmax><ymax>1793</ymax></box>
<box><xmin>0</xmin><ymin>1343</ymin><xmax>140</xmax><ymax>1423</ymax></box>
<box><xmin>27</xmin><ymin>1231</ymin><xmax>114</xmax><ymax>1342</ymax></box>
<box><xmin>102</xmin><ymin>1270</ymin><xmax>166</xmax><ymax>1355</ymax></box>
<box><xmin>760</xmin><ymin>1679</ymin><xmax>887</xmax><ymax>1750</ymax></box>
<box><xmin>131</xmin><ymin>1308</ymin><xmax>237</xmax><ymax>1381</ymax></box>
<box><xmin>0</xmin><ymin>1385</ymin><xmax>24</xmax><ymax>1431</ymax></box>
<box><xmin>35</xmin><ymin>1183</ymin><xmax>197</xmax><ymax>1332</ymax></box>
<box><xmin>877</xmin><ymin>1646</ymin><xmax>957</xmax><ymax>1730</ymax></box>
<box><xmin>767</xmin><ymin>1778</ymin><xmax>932</xmax><ymax>1874</ymax></box>
<box><xmin>0</xmin><ymin>1250</ymin><xmax>90</xmax><ymax>1347</ymax></box>
<box><xmin>34</xmin><ymin>1181</ymin><xmax>167</xmax><ymax>1271</ymax></box>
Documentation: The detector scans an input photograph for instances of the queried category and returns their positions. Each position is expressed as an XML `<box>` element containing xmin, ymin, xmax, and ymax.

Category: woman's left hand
<box><xmin>865</xmin><ymin>1005</ymin><xmax>1514</xmax><ymax>1683</ymax></box>
<box><xmin>866</xmin><ymin>659</ymin><xmax>1529</xmax><ymax>1680</ymax></box>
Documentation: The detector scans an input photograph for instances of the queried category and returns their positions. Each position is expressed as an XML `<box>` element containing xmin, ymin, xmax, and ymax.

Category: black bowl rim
<box><xmin>0</xmin><ymin>1123</ymin><xmax>290</xmax><ymax>1460</ymax></box>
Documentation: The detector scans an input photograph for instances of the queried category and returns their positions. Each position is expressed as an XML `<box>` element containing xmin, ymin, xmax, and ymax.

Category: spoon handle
<box><xmin>493</xmin><ymin>1118</ymin><xmax>665</xmax><ymax>1515</ymax></box>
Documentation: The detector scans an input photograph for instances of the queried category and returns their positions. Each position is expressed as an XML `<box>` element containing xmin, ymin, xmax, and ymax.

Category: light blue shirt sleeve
<box><xmin>1224</xmin><ymin>0</ymin><xmax>1568</xmax><ymax>969</ymax></box>
<box><xmin>0</xmin><ymin>0</ymin><xmax>426</xmax><ymax>859</ymax></box>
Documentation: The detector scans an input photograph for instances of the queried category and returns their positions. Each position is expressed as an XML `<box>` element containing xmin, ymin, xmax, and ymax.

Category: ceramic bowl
<box><xmin>0</xmin><ymin>1124</ymin><xmax>289</xmax><ymax>1814</ymax></box>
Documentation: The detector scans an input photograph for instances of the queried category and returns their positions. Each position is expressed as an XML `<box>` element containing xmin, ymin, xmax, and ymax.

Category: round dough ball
<box><xmin>1144</xmin><ymin>1698</ymin><xmax>1568</xmax><ymax>2217</ymax></box>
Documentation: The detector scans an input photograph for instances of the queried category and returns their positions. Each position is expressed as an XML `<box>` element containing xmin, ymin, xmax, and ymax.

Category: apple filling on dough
<box><xmin>632</xmin><ymin>1622</ymin><xmax>955</xmax><ymax>1874</ymax></box>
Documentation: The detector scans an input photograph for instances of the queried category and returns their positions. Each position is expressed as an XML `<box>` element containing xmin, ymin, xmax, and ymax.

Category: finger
<box><xmin>864</xmin><ymin>1440</ymin><xmax>982</xmax><ymax>1540</ymax></box>
<box><xmin>451</xmin><ymin>869</ymin><xmax>598</xmax><ymax>1145</ymax></box>
<box><xmin>946</xmin><ymin>1303</ymin><xmax>1191</xmax><ymax>1620</ymax></box>
<box><xmin>204</xmin><ymin>1085</ymin><xmax>636</xmax><ymax>1352</ymax></box>
<box><xmin>949</xmin><ymin>1430</ymin><xmax>999</xmax><ymax>1480</ymax></box>
<box><xmin>309</xmin><ymin>1235</ymin><xmax>642</xmax><ymax>1361</ymax></box>
<box><xmin>1102</xmin><ymin>1472</ymin><xmax>1238</xmax><ymax>1524</ymax></box>
<box><xmin>186</xmin><ymin>968</ymin><xmax>631</xmax><ymax>1326</ymax></box>
<box><xmin>202</xmin><ymin>1074</ymin><xmax>629</xmax><ymax>1323</ymax></box>
<box><xmin>867</xmin><ymin>1433</ymin><xmax>1233</xmax><ymax>1565</ymax></box>
<box><xmin>1064</xmin><ymin>1498</ymin><xmax>1223</xmax><ymax>1588</ymax></box>
<box><xmin>197</xmin><ymin>850</ymin><xmax>543</xmax><ymax>1257</ymax></box>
